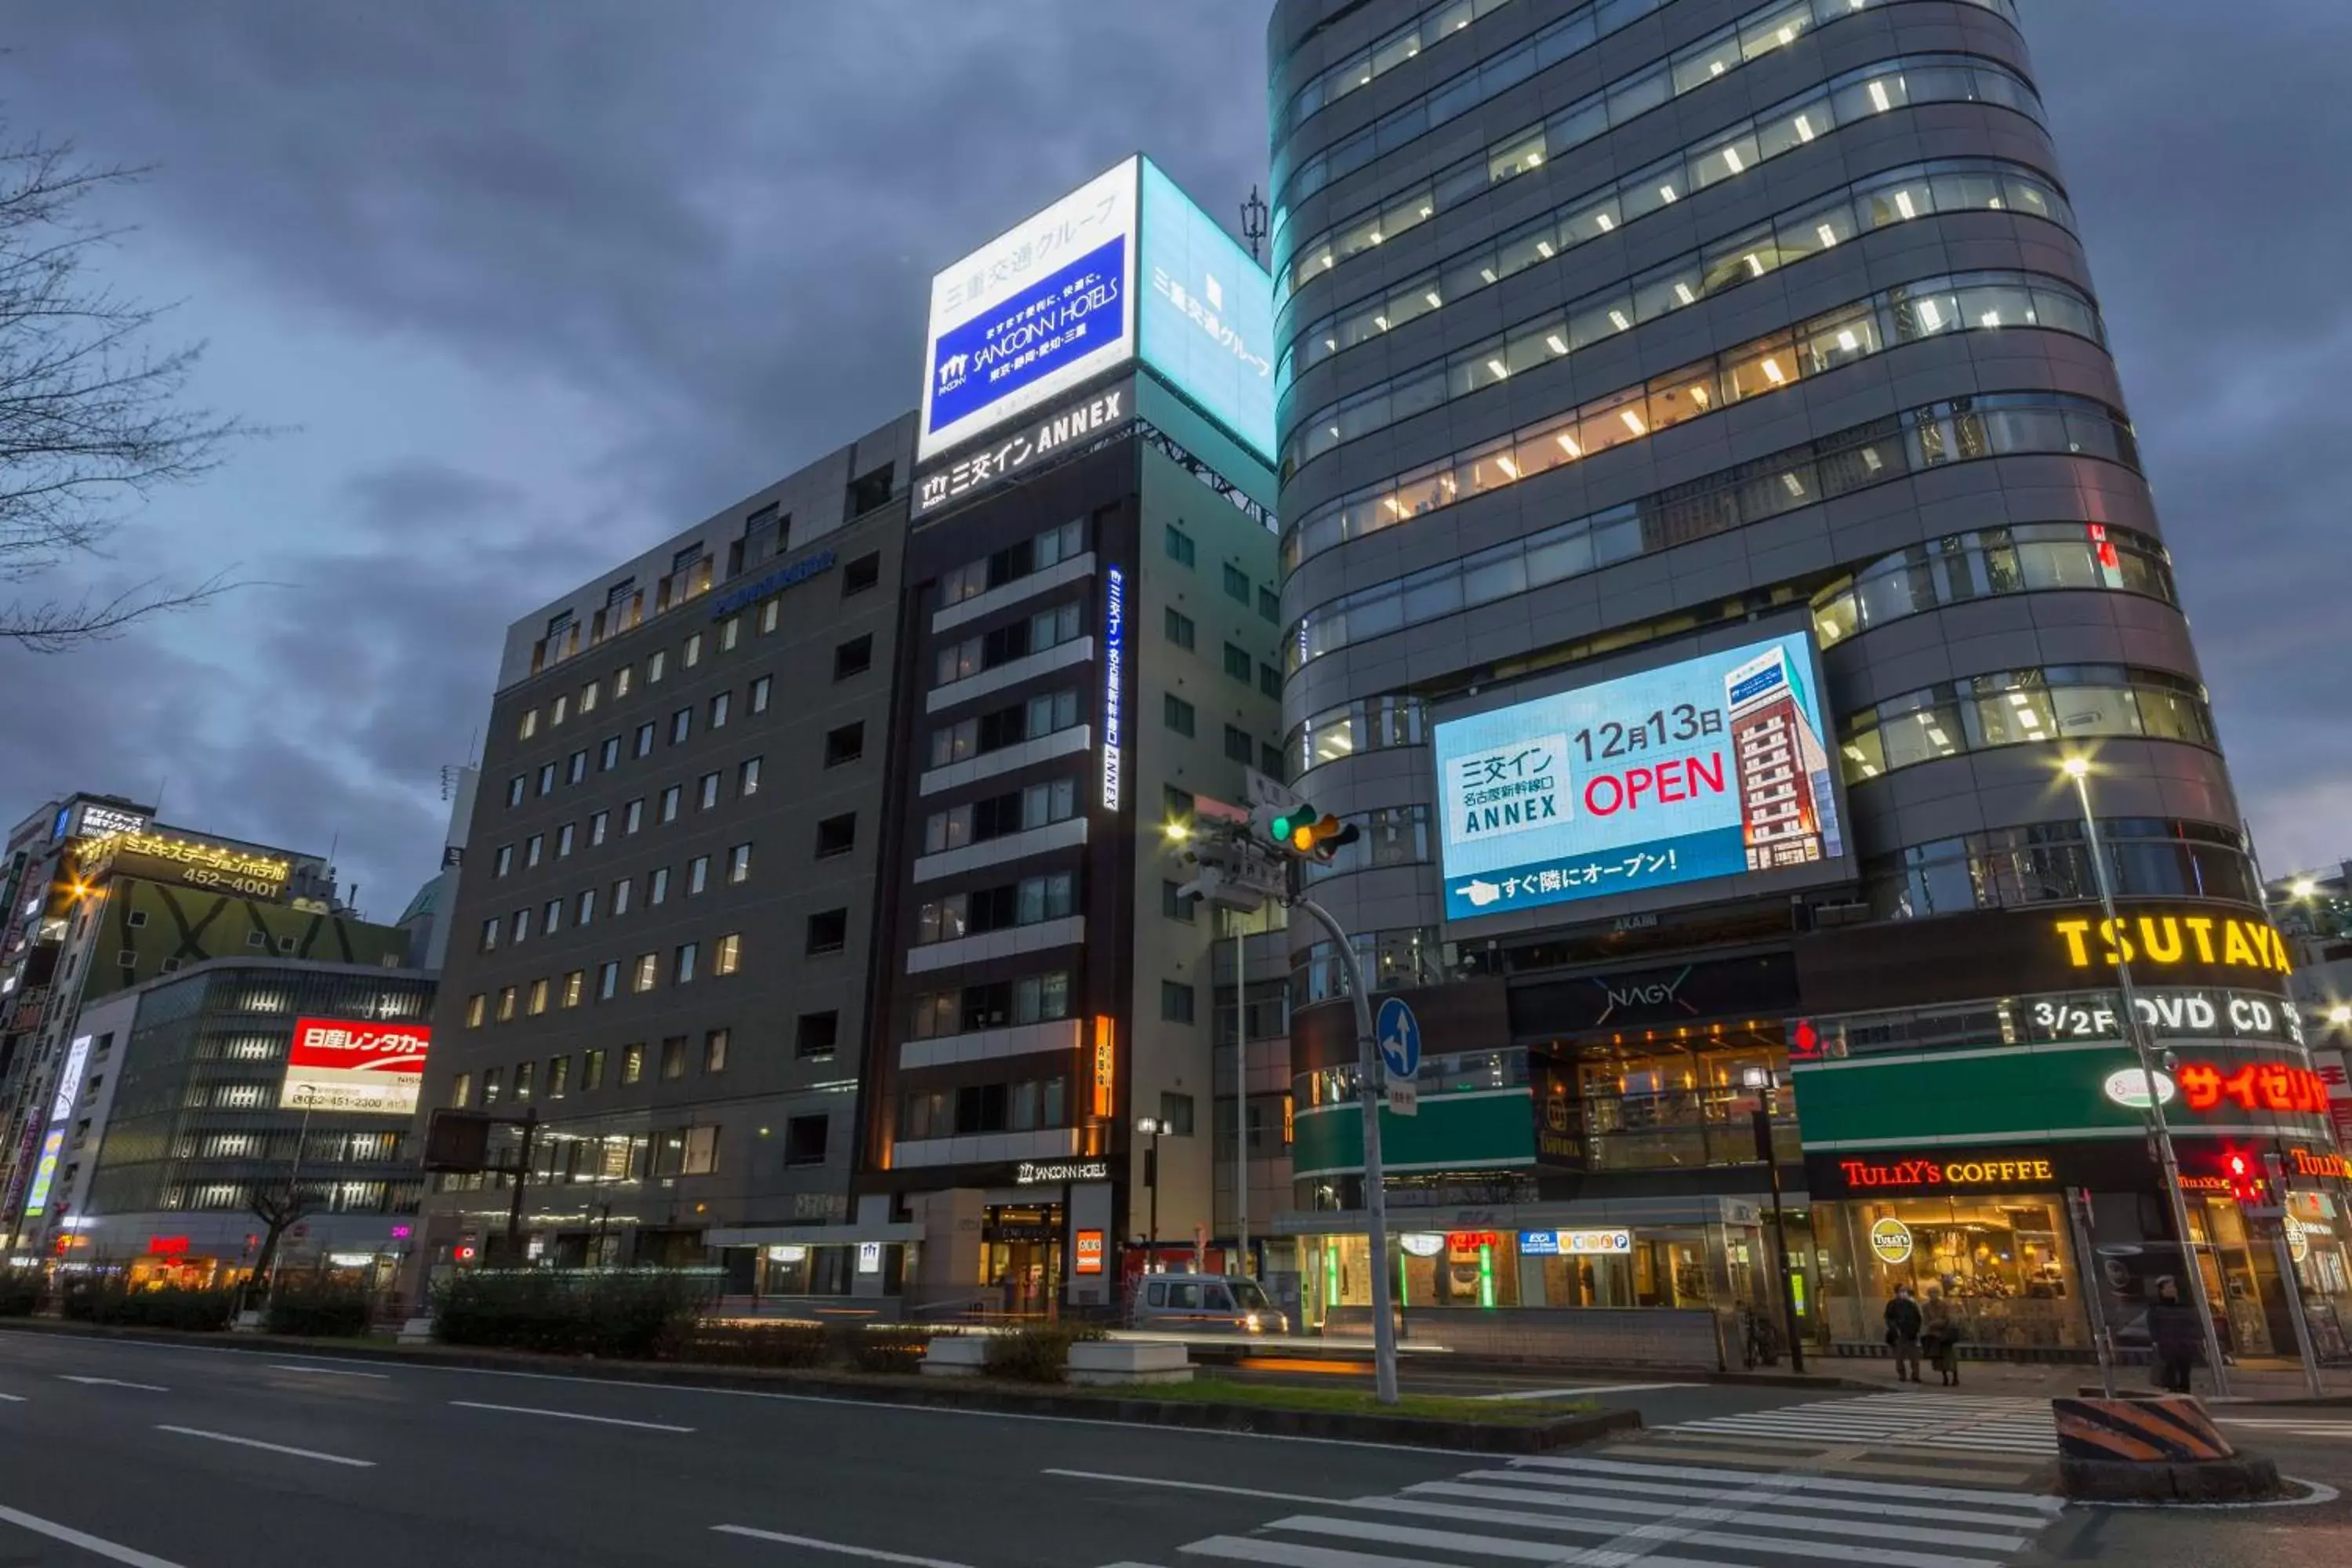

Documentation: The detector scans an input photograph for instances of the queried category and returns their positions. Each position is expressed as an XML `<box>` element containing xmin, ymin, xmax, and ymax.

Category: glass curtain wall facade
<box><xmin>1267</xmin><ymin>0</ymin><xmax>2314</xmax><ymax>1358</ymax></box>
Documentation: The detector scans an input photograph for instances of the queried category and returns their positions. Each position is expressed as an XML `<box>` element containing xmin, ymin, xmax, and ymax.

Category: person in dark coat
<box><xmin>2147</xmin><ymin>1276</ymin><xmax>2204</xmax><ymax>1393</ymax></box>
<box><xmin>1921</xmin><ymin>1286</ymin><xmax>1962</xmax><ymax>1385</ymax></box>
<box><xmin>1884</xmin><ymin>1284</ymin><xmax>1924</xmax><ymax>1382</ymax></box>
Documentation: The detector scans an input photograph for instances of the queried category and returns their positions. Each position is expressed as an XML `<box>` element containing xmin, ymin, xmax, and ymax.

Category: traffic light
<box><xmin>2226</xmin><ymin>1152</ymin><xmax>2264</xmax><ymax>1207</ymax></box>
<box><xmin>1261</xmin><ymin>802</ymin><xmax>1360</xmax><ymax>862</ymax></box>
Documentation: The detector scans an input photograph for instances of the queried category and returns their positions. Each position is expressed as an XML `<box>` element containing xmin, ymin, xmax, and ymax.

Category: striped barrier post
<box><xmin>2053</xmin><ymin>1396</ymin><xmax>2282</xmax><ymax>1502</ymax></box>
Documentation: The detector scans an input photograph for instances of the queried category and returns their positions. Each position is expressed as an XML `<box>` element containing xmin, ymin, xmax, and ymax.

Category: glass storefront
<box><xmin>1297</xmin><ymin>1218</ymin><xmax>1762</xmax><ymax>1323</ymax></box>
<box><xmin>2287</xmin><ymin>1189</ymin><xmax>2352</xmax><ymax>1362</ymax></box>
<box><xmin>1813</xmin><ymin>1192</ymin><xmax>2087</xmax><ymax>1351</ymax></box>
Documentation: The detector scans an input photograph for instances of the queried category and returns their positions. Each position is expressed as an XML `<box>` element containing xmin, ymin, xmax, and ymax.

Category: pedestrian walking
<box><xmin>1883</xmin><ymin>1283</ymin><xmax>1923</xmax><ymax>1382</ymax></box>
<box><xmin>2147</xmin><ymin>1275</ymin><xmax>2204</xmax><ymax>1394</ymax></box>
<box><xmin>1921</xmin><ymin>1285</ymin><xmax>1962</xmax><ymax>1386</ymax></box>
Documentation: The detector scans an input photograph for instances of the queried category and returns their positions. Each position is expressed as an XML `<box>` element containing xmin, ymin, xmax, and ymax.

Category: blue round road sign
<box><xmin>1376</xmin><ymin>996</ymin><xmax>1421</xmax><ymax>1080</ymax></box>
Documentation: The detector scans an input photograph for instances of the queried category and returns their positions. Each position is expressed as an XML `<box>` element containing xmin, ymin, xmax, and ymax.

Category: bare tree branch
<box><xmin>0</xmin><ymin>121</ymin><xmax>258</xmax><ymax>652</ymax></box>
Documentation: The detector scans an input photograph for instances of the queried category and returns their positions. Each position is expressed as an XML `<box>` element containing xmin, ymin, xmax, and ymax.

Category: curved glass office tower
<box><xmin>1266</xmin><ymin>1</ymin><xmax>2329</xmax><ymax>1360</ymax></box>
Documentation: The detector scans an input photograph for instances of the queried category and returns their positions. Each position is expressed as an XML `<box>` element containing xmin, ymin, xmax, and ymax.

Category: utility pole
<box><xmin>2064</xmin><ymin>758</ymin><xmax>2230</xmax><ymax>1396</ymax></box>
<box><xmin>1171</xmin><ymin>774</ymin><xmax>1401</xmax><ymax>1401</ymax></box>
<box><xmin>1233</xmin><ymin>917</ymin><xmax>1249</xmax><ymax>1277</ymax></box>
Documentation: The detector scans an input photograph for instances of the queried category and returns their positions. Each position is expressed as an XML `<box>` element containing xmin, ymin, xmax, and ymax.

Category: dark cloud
<box><xmin>0</xmin><ymin>1</ymin><xmax>2342</xmax><ymax>918</ymax></box>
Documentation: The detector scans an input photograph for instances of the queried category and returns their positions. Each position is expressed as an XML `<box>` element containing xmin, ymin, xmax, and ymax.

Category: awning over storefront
<box><xmin>704</xmin><ymin>1223</ymin><xmax>919</xmax><ymax>1247</ymax></box>
<box><xmin>1275</xmin><ymin>1192</ymin><xmax>1772</xmax><ymax>1237</ymax></box>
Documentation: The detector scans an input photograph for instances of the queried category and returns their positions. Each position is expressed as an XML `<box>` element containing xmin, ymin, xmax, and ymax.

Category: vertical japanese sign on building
<box><xmin>1432</xmin><ymin>631</ymin><xmax>1848</xmax><ymax>922</ymax></box>
<box><xmin>21</xmin><ymin>1032</ymin><xmax>94</xmax><ymax>1218</ymax></box>
<box><xmin>281</xmin><ymin>1017</ymin><xmax>432</xmax><ymax>1116</ymax></box>
<box><xmin>919</xmin><ymin>158</ymin><xmax>1139</xmax><ymax>463</ymax></box>
<box><xmin>1101</xmin><ymin>566</ymin><xmax>1126</xmax><ymax>811</ymax></box>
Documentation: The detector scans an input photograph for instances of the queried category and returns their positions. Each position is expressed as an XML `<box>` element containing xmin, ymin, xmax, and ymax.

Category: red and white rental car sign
<box><xmin>281</xmin><ymin>1017</ymin><xmax>431</xmax><ymax>1115</ymax></box>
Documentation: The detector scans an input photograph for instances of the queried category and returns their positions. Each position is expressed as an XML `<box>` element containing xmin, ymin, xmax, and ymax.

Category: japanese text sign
<box><xmin>1432</xmin><ymin>632</ymin><xmax>1846</xmax><ymax>921</ymax></box>
<box><xmin>281</xmin><ymin>1015</ymin><xmax>431</xmax><ymax>1116</ymax></box>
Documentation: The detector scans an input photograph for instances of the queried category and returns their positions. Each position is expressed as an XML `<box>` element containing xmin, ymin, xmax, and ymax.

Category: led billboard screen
<box><xmin>919</xmin><ymin>158</ymin><xmax>1138</xmax><ymax>462</ymax></box>
<box><xmin>1137</xmin><ymin>159</ymin><xmax>1275</xmax><ymax>463</ymax></box>
<box><xmin>1432</xmin><ymin>631</ymin><xmax>1845</xmax><ymax>922</ymax></box>
<box><xmin>281</xmin><ymin>1016</ymin><xmax>431</xmax><ymax>1116</ymax></box>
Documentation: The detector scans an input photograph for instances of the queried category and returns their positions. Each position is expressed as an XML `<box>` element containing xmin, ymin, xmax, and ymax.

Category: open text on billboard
<box><xmin>1432</xmin><ymin>632</ymin><xmax>1845</xmax><ymax>921</ymax></box>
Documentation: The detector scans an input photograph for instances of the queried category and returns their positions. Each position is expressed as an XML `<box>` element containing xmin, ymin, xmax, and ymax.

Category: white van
<box><xmin>1130</xmin><ymin>1272</ymin><xmax>1288</xmax><ymax>1334</ymax></box>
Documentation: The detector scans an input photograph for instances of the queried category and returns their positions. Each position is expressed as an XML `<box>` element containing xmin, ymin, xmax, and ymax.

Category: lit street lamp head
<box><xmin>1135</xmin><ymin>1116</ymin><xmax>1165</xmax><ymax>1135</ymax></box>
<box><xmin>2060</xmin><ymin>757</ymin><xmax>2091</xmax><ymax>780</ymax></box>
<box><xmin>2289</xmin><ymin>877</ymin><xmax>2319</xmax><ymax>899</ymax></box>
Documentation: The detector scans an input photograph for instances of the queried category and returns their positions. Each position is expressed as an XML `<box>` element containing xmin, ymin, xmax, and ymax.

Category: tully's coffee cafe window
<box><xmin>1807</xmin><ymin>1153</ymin><xmax>2086</xmax><ymax>1351</ymax></box>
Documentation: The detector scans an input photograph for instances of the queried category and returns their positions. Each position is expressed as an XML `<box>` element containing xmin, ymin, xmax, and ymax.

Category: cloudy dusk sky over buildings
<box><xmin>4</xmin><ymin>1</ymin><xmax>2343</xmax><ymax>911</ymax></box>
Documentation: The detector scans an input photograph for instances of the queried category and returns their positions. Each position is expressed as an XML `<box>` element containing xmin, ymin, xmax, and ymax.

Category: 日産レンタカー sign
<box><xmin>280</xmin><ymin>1016</ymin><xmax>431</xmax><ymax>1116</ymax></box>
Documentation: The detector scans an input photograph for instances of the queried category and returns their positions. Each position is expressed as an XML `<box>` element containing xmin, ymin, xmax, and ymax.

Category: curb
<box><xmin>0</xmin><ymin>1318</ymin><xmax>1642</xmax><ymax>1453</ymax></box>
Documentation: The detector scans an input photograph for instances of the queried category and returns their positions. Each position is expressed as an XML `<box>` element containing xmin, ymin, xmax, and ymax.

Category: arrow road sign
<box><xmin>1376</xmin><ymin>996</ymin><xmax>1421</xmax><ymax>1116</ymax></box>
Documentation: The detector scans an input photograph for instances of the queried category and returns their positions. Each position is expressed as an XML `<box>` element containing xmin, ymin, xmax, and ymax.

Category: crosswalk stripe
<box><xmin>1511</xmin><ymin>1454</ymin><xmax>2064</xmax><ymax>1511</ymax></box>
<box><xmin>1320</xmin><ymin>1497</ymin><xmax>2021</xmax><ymax>1568</ymax></box>
<box><xmin>1446</xmin><ymin>1468</ymin><xmax>2056</xmax><ymax>1526</ymax></box>
<box><xmin>1387</xmin><ymin>1484</ymin><xmax>2034</xmax><ymax>1551</ymax></box>
<box><xmin>1178</xmin><ymin>1536</ymin><xmax>1465</xmax><ymax>1567</ymax></box>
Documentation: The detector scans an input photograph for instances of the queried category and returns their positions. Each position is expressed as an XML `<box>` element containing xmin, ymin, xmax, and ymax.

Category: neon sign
<box><xmin>2174</xmin><ymin>1060</ymin><xmax>2328</xmax><ymax>1116</ymax></box>
<box><xmin>1101</xmin><ymin>566</ymin><xmax>1125</xmax><ymax>811</ymax></box>
<box><xmin>1836</xmin><ymin>1156</ymin><xmax>2055</xmax><ymax>1191</ymax></box>
<box><xmin>2053</xmin><ymin>914</ymin><xmax>2292</xmax><ymax>975</ymax></box>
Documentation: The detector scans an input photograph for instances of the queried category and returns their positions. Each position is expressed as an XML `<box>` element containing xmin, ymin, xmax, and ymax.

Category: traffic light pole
<box><xmin>1290</xmin><ymin>891</ymin><xmax>1401</xmax><ymax>1406</ymax></box>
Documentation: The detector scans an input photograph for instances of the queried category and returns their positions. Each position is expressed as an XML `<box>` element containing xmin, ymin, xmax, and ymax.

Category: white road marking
<box><xmin>1384</xmin><ymin>1485</ymin><xmax>2031</xmax><ymax>1552</ymax></box>
<box><xmin>1480</xmin><ymin>1382</ymin><xmax>1691</xmax><ymax>1400</ymax></box>
<box><xmin>1447</xmin><ymin>1466</ymin><xmax>2056</xmax><ymax>1526</ymax></box>
<box><xmin>0</xmin><ymin>1501</ymin><xmax>188</xmax><ymax>1568</ymax></box>
<box><xmin>451</xmin><ymin>1399</ymin><xmax>693</xmax><ymax>1432</ymax></box>
<box><xmin>154</xmin><ymin>1425</ymin><xmax>375</xmax><ymax>1468</ymax></box>
<box><xmin>58</xmin><ymin>1375</ymin><xmax>168</xmax><ymax>1392</ymax></box>
<box><xmin>712</xmin><ymin>1523</ymin><xmax>977</xmax><ymax>1566</ymax></box>
<box><xmin>0</xmin><ymin>1330</ymin><xmax>1497</xmax><ymax>1455</ymax></box>
<box><xmin>1041</xmin><ymin>1468</ymin><xmax>1337</xmax><ymax>1504</ymax></box>
<box><xmin>0</xmin><ymin>1392</ymin><xmax>23</xmax><ymax>1403</ymax></box>
<box><xmin>266</xmin><ymin>1363</ymin><xmax>390</xmax><ymax>1380</ymax></box>
<box><xmin>1514</xmin><ymin>1451</ymin><xmax>2065</xmax><ymax>1511</ymax></box>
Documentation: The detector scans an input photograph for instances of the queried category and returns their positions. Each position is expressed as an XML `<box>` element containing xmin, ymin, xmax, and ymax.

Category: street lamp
<box><xmin>2060</xmin><ymin>754</ymin><xmax>2230</xmax><ymax>1395</ymax></box>
<box><xmin>1136</xmin><ymin>1115</ymin><xmax>1167</xmax><ymax>1269</ymax></box>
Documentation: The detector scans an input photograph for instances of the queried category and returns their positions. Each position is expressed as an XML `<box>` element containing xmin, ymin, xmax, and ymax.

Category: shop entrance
<box><xmin>981</xmin><ymin>1204</ymin><xmax>1062</xmax><ymax>1316</ymax></box>
<box><xmin>1815</xmin><ymin>1191</ymin><xmax>2086</xmax><ymax>1352</ymax></box>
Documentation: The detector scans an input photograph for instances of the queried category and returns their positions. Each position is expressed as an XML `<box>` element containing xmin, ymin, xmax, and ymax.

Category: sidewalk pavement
<box><xmin>1749</xmin><ymin>1352</ymin><xmax>2352</xmax><ymax>1404</ymax></box>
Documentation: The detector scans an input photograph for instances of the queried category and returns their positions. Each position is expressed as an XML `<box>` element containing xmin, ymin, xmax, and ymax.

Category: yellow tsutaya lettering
<box><xmin>2222</xmin><ymin>920</ymin><xmax>2258</xmax><ymax>968</ymax></box>
<box><xmin>2056</xmin><ymin>920</ymin><xmax>2093</xmax><ymax>967</ymax></box>
<box><xmin>2265</xmin><ymin>926</ymin><xmax>2292</xmax><ymax>973</ymax></box>
<box><xmin>2099</xmin><ymin>917</ymin><xmax>2136</xmax><ymax>965</ymax></box>
<box><xmin>2138</xmin><ymin>916</ymin><xmax>2183</xmax><ymax>964</ymax></box>
<box><xmin>2184</xmin><ymin>917</ymin><xmax>2216</xmax><ymax>963</ymax></box>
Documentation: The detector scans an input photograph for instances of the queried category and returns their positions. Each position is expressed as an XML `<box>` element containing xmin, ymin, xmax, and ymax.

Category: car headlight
<box><xmin>1246</xmin><ymin>1312</ymin><xmax>1262</xmax><ymax>1331</ymax></box>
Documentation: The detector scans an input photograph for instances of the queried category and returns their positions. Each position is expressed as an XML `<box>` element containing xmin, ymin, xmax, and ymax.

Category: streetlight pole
<box><xmin>2065</xmin><ymin>758</ymin><xmax>2230</xmax><ymax>1396</ymax></box>
<box><xmin>1234</xmin><ymin>919</ymin><xmax>1249</xmax><ymax>1278</ymax></box>
<box><xmin>1136</xmin><ymin>1116</ymin><xmax>1164</xmax><ymax>1269</ymax></box>
<box><xmin>1292</xmin><ymin>893</ymin><xmax>1401</xmax><ymax>1406</ymax></box>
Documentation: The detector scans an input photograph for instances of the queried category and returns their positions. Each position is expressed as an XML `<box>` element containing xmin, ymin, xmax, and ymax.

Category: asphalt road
<box><xmin>0</xmin><ymin>1330</ymin><xmax>1474</xmax><ymax>1568</ymax></box>
<box><xmin>2</xmin><ymin>1329</ymin><xmax>2349</xmax><ymax>1568</ymax></box>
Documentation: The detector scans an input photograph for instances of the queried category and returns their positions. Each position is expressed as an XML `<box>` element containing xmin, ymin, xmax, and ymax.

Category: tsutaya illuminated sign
<box><xmin>1101</xmin><ymin>566</ymin><xmax>1126</xmax><ymax>811</ymax></box>
<box><xmin>2053</xmin><ymin>913</ymin><xmax>2292</xmax><ymax>975</ymax></box>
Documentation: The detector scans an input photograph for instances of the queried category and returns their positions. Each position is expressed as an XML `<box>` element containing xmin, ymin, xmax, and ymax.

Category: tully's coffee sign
<box><xmin>1807</xmin><ymin>1152</ymin><xmax>2057</xmax><ymax>1197</ymax></box>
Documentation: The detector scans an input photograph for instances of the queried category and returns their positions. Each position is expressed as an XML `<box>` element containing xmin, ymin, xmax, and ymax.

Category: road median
<box><xmin>0</xmin><ymin>1316</ymin><xmax>1639</xmax><ymax>1453</ymax></box>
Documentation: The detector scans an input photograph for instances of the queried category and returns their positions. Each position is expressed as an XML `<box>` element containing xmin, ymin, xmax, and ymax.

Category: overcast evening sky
<box><xmin>1</xmin><ymin>3</ymin><xmax>2344</xmax><ymax>918</ymax></box>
